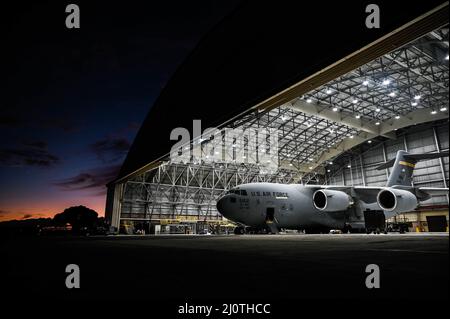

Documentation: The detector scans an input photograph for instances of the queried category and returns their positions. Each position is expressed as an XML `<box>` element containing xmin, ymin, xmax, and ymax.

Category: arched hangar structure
<box><xmin>106</xmin><ymin>2</ymin><xmax>449</xmax><ymax>234</ymax></box>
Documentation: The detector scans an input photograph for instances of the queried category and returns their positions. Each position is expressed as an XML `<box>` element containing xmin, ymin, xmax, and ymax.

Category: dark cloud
<box><xmin>21</xmin><ymin>140</ymin><xmax>48</xmax><ymax>149</ymax></box>
<box><xmin>0</xmin><ymin>146</ymin><xmax>60</xmax><ymax>167</ymax></box>
<box><xmin>53</xmin><ymin>164</ymin><xmax>121</xmax><ymax>194</ymax></box>
<box><xmin>90</xmin><ymin>137</ymin><xmax>130</xmax><ymax>163</ymax></box>
<box><xmin>22</xmin><ymin>214</ymin><xmax>33</xmax><ymax>219</ymax></box>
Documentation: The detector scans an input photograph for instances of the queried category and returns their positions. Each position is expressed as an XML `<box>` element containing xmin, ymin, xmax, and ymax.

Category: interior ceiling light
<box><xmin>382</xmin><ymin>79</ymin><xmax>390</xmax><ymax>85</ymax></box>
<box><xmin>395</xmin><ymin>115</ymin><xmax>400</xmax><ymax>119</ymax></box>
<box><xmin>332</xmin><ymin>107</ymin><xmax>338</xmax><ymax>112</ymax></box>
<box><xmin>389</xmin><ymin>92</ymin><xmax>396</xmax><ymax>97</ymax></box>
<box><xmin>363</xmin><ymin>80</ymin><xmax>369</xmax><ymax>86</ymax></box>
<box><xmin>375</xmin><ymin>108</ymin><xmax>381</xmax><ymax>112</ymax></box>
<box><xmin>306</xmin><ymin>98</ymin><xmax>312</xmax><ymax>103</ymax></box>
<box><xmin>411</xmin><ymin>102</ymin><xmax>418</xmax><ymax>106</ymax></box>
<box><xmin>440</xmin><ymin>107</ymin><xmax>447</xmax><ymax>112</ymax></box>
<box><xmin>414</xmin><ymin>95</ymin><xmax>421</xmax><ymax>100</ymax></box>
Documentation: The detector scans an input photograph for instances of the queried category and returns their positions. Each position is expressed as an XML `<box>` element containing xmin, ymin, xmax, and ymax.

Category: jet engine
<box><xmin>313</xmin><ymin>189</ymin><xmax>352</xmax><ymax>212</ymax></box>
<box><xmin>377</xmin><ymin>188</ymin><xmax>418</xmax><ymax>213</ymax></box>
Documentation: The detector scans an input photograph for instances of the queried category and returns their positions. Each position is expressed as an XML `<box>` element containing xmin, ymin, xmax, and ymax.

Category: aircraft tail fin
<box><xmin>376</xmin><ymin>150</ymin><xmax>449</xmax><ymax>187</ymax></box>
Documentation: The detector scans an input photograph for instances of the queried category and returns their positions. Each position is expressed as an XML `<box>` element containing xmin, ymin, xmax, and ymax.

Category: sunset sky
<box><xmin>0</xmin><ymin>1</ymin><xmax>239</xmax><ymax>221</ymax></box>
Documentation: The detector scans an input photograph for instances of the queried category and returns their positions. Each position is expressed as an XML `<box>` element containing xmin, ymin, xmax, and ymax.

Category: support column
<box><xmin>433</xmin><ymin>127</ymin><xmax>449</xmax><ymax>204</ymax></box>
<box><xmin>381</xmin><ymin>142</ymin><xmax>389</xmax><ymax>180</ymax></box>
<box><xmin>111</xmin><ymin>183</ymin><xmax>124</xmax><ymax>230</ymax></box>
<box><xmin>349</xmin><ymin>160</ymin><xmax>354</xmax><ymax>186</ymax></box>
<box><xmin>360</xmin><ymin>155</ymin><xmax>366</xmax><ymax>186</ymax></box>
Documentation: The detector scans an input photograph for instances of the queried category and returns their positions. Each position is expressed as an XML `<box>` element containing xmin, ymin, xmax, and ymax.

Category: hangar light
<box><xmin>382</xmin><ymin>79</ymin><xmax>390</xmax><ymax>85</ymax></box>
<box><xmin>332</xmin><ymin>107</ymin><xmax>338</xmax><ymax>112</ymax></box>
<box><xmin>440</xmin><ymin>107</ymin><xmax>447</xmax><ymax>111</ymax></box>
<box><xmin>414</xmin><ymin>95</ymin><xmax>421</xmax><ymax>100</ymax></box>
<box><xmin>362</xmin><ymin>80</ymin><xmax>369</xmax><ymax>86</ymax></box>
<box><xmin>395</xmin><ymin>115</ymin><xmax>401</xmax><ymax>119</ymax></box>
<box><xmin>355</xmin><ymin>114</ymin><xmax>361</xmax><ymax>119</ymax></box>
<box><xmin>326</xmin><ymin>88</ymin><xmax>333</xmax><ymax>94</ymax></box>
<box><xmin>375</xmin><ymin>121</ymin><xmax>380</xmax><ymax>125</ymax></box>
<box><xmin>431</xmin><ymin>110</ymin><xmax>437</xmax><ymax>115</ymax></box>
<box><xmin>411</xmin><ymin>102</ymin><xmax>418</xmax><ymax>106</ymax></box>
<box><xmin>306</xmin><ymin>98</ymin><xmax>312</xmax><ymax>103</ymax></box>
<box><xmin>375</xmin><ymin>108</ymin><xmax>381</xmax><ymax>112</ymax></box>
<box><xmin>389</xmin><ymin>92</ymin><xmax>396</xmax><ymax>97</ymax></box>
<box><xmin>352</xmin><ymin>99</ymin><xmax>358</xmax><ymax>104</ymax></box>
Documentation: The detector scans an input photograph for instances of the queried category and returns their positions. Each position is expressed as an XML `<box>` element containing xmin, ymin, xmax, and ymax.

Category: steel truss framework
<box><xmin>120</xmin><ymin>28</ymin><xmax>449</xmax><ymax>222</ymax></box>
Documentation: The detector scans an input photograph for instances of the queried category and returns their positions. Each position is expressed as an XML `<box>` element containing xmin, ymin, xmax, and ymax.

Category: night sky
<box><xmin>1</xmin><ymin>1</ymin><xmax>240</xmax><ymax>221</ymax></box>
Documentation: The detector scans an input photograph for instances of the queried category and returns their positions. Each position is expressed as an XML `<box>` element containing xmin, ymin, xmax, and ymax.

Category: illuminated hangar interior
<box><xmin>106</xmin><ymin>4</ymin><xmax>449</xmax><ymax>234</ymax></box>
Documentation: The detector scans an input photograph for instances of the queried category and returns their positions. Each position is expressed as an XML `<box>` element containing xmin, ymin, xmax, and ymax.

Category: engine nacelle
<box><xmin>377</xmin><ymin>188</ymin><xmax>418</xmax><ymax>213</ymax></box>
<box><xmin>313</xmin><ymin>189</ymin><xmax>352</xmax><ymax>212</ymax></box>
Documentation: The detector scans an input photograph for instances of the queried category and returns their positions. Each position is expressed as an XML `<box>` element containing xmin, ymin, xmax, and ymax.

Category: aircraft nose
<box><xmin>216</xmin><ymin>197</ymin><xmax>227</xmax><ymax>216</ymax></box>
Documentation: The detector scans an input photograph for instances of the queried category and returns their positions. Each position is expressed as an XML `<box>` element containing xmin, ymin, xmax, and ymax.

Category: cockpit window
<box><xmin>226</xmin><ymin>189</ymin><xmax>247</xmax><ymax>196</ymax></box>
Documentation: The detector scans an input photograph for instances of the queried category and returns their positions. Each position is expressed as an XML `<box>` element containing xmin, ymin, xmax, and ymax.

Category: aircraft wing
<box><xmin>303</xmin><ymin>185</ymin><xmax>448</xmax><ymax>203</ymax></box>
<box><xmin>303</xmin><ymin>185</ymin><xmax>382</xmax><ymax>203</ymax></box>
<box><xmin>416</xmin><ymin>187</ymin><xmax>449</xmax><ymax>197</ymax></box>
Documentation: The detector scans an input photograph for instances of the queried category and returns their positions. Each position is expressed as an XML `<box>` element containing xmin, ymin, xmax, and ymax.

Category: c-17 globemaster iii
<box><xmin>216</xmin><ymin>150</ymin><xmax>449</xmax><ymax>234</ymax></box>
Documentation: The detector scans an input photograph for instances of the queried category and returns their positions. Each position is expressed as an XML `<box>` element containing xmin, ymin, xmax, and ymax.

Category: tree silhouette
<box><xmin>53</xmin><ymin>205</ymin><xmax>98</xmax><ymax>233</ymax></box>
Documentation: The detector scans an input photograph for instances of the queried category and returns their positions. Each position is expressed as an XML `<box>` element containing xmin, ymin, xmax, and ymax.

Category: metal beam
<box><xmin>280</xmin><ymin>107</ymin><xmax>449</xmax><ymax>175</ymax></box>
<box><xmin>286</xmin><ymin>99</ymin><xmax>396</xmax><ymax>139</ymax></box>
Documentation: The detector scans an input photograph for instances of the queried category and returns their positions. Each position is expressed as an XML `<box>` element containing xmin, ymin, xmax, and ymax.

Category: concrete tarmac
<box><xmin>1</xmin><ymin>233</ymin><xmax>448</xmax><ymax>301</ymax></box>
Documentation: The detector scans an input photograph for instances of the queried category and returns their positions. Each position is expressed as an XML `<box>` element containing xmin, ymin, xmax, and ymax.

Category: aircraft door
<box><xmin>265</xmin><ymin>207</ymin><xmax>275</xmax><ymax>222</ymax></box>
<box><xmin>265</xmin><ymin>207</ymin><xmax>279</xmax><ymax>234</ymax></box>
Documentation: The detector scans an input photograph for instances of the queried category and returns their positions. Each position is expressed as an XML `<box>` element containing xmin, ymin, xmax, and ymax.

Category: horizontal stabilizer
<box><xmin>376</xmin><ymin>151</ymin><xmax>449</xmax><ymax>170</ymax></box>
<box><xmin>404</xmin><ymin>150</ymin><xmax>449</xmax><ymax>161</ymax></box>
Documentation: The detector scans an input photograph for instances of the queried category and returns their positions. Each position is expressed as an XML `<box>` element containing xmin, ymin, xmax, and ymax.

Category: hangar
<box><xmin>105</xmin><ymin>2</ymin><xmax>449</xmax><ymax>234</ymax></box>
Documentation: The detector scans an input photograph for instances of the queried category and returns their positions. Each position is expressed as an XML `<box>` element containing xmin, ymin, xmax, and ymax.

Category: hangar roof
<box><xmin>116</xmin><ymin>1</ymin><xmax>448</xmax><ymax>183</ymax></box>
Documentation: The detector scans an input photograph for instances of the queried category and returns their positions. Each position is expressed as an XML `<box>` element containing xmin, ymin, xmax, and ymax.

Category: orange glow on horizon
<box><xmin>0</xmin><ymin>195</ymin><xmax>106</xmax><ymax>222</ymax></box>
